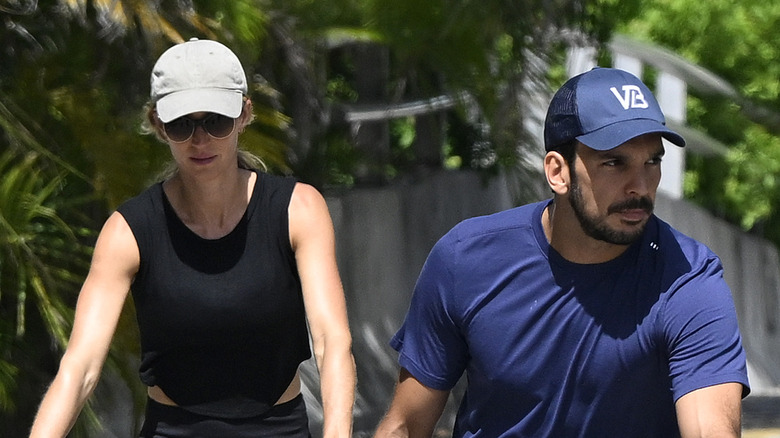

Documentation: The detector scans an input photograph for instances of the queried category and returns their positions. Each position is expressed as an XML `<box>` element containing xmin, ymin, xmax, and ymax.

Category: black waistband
<box><xmin>140</xmin><ymin>394</ymin><xmax>310</xmax><ymax>437</ymax></box>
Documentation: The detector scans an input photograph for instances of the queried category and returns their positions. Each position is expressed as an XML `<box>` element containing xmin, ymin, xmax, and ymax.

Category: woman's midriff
<box><xmin>147</xmin><ymin>369</ymin><xmax>302</xmax><ymax>407</ymax></box>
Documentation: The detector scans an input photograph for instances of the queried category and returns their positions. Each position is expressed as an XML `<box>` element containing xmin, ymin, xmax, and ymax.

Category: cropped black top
<box><xmin>116</xmin><ymin>172</ymin><xmax>311</xmax><ymax>418</ymax></box>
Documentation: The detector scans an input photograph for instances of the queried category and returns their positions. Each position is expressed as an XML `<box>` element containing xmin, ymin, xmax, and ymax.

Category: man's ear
<box><xmin>544</xmin><ymin>151</ymin><xmax>570</xmax><ymax>196</ymax></box>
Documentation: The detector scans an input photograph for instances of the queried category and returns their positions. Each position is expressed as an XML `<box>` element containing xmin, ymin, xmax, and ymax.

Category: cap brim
<box><xmin>156</xmin><ymin>88</ymin><xmax>243</xmax><ymax>122</ymax></box>
<box><xmin>577</xmin><ymin>119</ymin><xmax>686</xmax><ymax>151</ymax></box>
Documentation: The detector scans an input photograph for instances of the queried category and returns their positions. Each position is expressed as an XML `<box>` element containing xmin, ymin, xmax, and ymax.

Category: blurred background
<box><xmin>2</xmin><ymin>0</ymin><xmax>780</xmax><ymax>436</ymax></box>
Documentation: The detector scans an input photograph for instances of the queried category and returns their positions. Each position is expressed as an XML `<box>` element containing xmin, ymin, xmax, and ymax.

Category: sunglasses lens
<box><xmin>163</xmin><ymin>114</ymin><xmax>236</xmax><ymax>142</ymax></box>
<box><xmin>164</xmin><ymin>118</ymin><xmax>194</xmax><ymax>142</ymax></box>
<box><xmin>203</xmin><ymin>114</ymin><xmax>235</xmax><ymax>139</ymax></box>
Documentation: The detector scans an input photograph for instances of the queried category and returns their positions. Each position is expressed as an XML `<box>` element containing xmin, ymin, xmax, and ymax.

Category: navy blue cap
<box><xmin>543</xmin><ymin>67</ymin><xmax>685</xmax><ymax>151</ymax></box>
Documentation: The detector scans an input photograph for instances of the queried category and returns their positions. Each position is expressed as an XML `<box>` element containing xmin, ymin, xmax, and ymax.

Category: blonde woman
<box><xmin>30</xmin><ymin>38</ymin><xmax>355</xmax><ymax>437</ymax></box>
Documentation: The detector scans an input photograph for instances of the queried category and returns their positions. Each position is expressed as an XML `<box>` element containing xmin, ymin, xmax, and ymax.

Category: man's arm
<box><xmin>374</xmin><ymin>368</ymin><xmax>450</xmax><ymax>438</ymax></box>
<box><xmin>675</xmin><ymin>382</ymin><xmax>744</xmax><ymax>438</ymax></box>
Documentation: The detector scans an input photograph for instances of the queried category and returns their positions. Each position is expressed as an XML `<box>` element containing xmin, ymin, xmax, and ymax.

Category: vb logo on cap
<box><xmin>610</xmin><ymin>85</ymin><xmax>649</xmax><ymax>110</ymax></box>
<box><xmin>544</xmin><ymin>67</ymin><xmax>685</xmax><ymax>152</ymax></box>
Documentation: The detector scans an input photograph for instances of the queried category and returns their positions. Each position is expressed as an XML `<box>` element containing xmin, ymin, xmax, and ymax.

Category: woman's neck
<box><xmin>164</xmin><ymin>168</ymin><xmax>255</xmax><ymax>239</ymax></box>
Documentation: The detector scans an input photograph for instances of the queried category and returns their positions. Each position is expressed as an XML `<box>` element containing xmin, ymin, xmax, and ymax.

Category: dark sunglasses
<box><xmin>163</xmin><ymin>113</ymin><xmax>236</xmax><ymax>143</ymax></box>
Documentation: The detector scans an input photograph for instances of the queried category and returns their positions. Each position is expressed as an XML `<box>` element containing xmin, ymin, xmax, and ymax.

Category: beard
<box><xmin>568</xmin><ymin>173</ymin><xmax>654</xmax><ymax>246</ymax></box>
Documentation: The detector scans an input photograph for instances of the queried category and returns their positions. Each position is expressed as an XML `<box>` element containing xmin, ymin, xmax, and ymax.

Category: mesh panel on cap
<box><xmin>544</xmin><ymin>75</ymin><xmax>584</xmax><ymax>151</ymax></box>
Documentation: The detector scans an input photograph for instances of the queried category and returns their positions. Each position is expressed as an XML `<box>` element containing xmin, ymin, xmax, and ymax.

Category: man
<box><xmin>374</xmin><ymin>67</ymin><xmax>750</xmax><ymax>437</ymax></box>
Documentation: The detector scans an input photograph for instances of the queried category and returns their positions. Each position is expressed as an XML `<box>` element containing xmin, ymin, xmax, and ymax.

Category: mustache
<box><xmin>608</xmin><ymin>196</ymin><xmax>654</xmax><ymax>215</ymax></box>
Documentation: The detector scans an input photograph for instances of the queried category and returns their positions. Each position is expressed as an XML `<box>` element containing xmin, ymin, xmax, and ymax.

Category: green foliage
<box><xmin>0</xmin><ymin>151</ymin><xmax>80</xmax><ymax>342</ymax></box>
<box><xmin>0</xmin><ymin>149</ymin><xmax>99</xmax><ymax>434</ymax></box>
<box><xmin>620</xmin><ymin>1</ymin><xmax>780</xmax><ymax>244</ymax></box>
<box><xmin>584</xmin><ymin>0</ymin><xmax>645</xmax><ymax>42</ymax></box>
<box><xmin>625</xmin><ymin>0</ymin><xmax>780</xmax><ymax>106</ymax></box>
<box><xmin>724</xmin><ymin>127</ymin><xmax>780</xmax><ymax>236</ymax></box>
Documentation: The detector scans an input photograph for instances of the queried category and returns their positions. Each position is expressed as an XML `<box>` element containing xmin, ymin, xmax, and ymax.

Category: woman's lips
<box><xmin>191</xmin><ymin>155</ymin><xmax>216</xmax><ymax>165</ymax></box>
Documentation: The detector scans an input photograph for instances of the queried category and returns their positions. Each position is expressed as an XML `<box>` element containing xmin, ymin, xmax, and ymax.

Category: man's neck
<box><xmin>544</xmin><ymin>201</ymin><xmax>631</xmax><ymax>264</ymax></box>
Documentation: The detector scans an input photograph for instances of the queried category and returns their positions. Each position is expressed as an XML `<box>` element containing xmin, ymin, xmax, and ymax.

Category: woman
<box><xmin>29</xmin><ymin>38</ymin><xmax>355</xmax><ymax>437</ymax></box>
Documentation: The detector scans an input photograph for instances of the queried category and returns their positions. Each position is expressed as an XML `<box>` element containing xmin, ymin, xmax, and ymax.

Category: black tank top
<box><xmin>116</xmin><ymin>171</ymin><xmax>311</xmax><ymax>418</ymax></box>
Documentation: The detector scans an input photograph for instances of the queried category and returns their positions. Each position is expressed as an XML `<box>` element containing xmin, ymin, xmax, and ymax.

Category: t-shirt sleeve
<box><xmin>663</xmin><ymin>256</ymin><xmax>750</xmax><ymax>401</ymax></box>
<box><xmin>390</xmin><ymin>232</ymin><xmax>468</xmax><ymax>391</ymax></box>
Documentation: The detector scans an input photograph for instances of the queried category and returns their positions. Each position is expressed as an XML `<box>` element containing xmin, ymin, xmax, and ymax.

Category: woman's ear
<box><xmin>544</xmin><ymin>151</ymin><xmax>570</xmax><ymax>196</ymax></box>
<box><xmin>238</xmin><ymin>97</ymin><xmax>254</xmax><ymax>130</ymax></box>
<box><xmin>149</xmin><ymin>110</ymin><xmax>167</xmax><ymax>140</ymax></box>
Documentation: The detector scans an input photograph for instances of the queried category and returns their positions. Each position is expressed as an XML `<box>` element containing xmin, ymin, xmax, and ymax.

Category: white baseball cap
<box><xmin>150</xmin><ymin>38</ymin><xmax>248</xmax><ymax>123</ymax></box>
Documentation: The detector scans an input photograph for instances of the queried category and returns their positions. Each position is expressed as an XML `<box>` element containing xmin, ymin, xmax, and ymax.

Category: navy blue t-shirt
<box><xmin>392</xmin><ymin>199</ymin><xmax>749</xmax><ymax>437</ymax></box>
